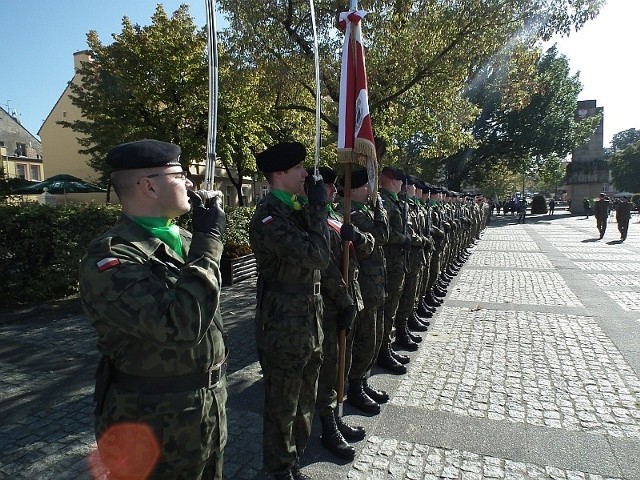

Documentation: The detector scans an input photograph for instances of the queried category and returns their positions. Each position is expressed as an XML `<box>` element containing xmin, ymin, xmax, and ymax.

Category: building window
<box><xmin>15</xmin><ymin>143</ymin><xmax>26</xmax><ymax>157</ymax></box>
<box><xmin>241</xmin><ymin>185</ymin><xmax>249</xmax><ymax>205</ymax></box>
<box><xmin>260</xmin><ymin>184</ymin><xmax>269</xmax><ymax>199</ymax></box>
<box><xmin>16</xmin><ymin>164</ymin><xmax>27</xmax><ymax>179</ymax></box>
<box><xmin>30</xmin><ymin>164</ymin><xmax>42</xmax><ymax>181</ymax></box>
<box><xmin>225</xmin><ymin>185</ymin><xmax>234</xmax><ymax>206</ymax></box>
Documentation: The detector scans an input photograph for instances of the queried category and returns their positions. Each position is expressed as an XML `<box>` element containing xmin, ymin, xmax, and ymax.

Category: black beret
<box><xmin>350</xmin><ymin>168</ymin><xmax>369</xmax><ymax>189</ymax></box>
<box><xmin>420</xmin><ymin>183</ymin><xmax>432</xmax><ymax>193</ymax></box>
<box><xmin>306</xmin><ymin>166</ymin><xmax>337</xmax><ymax>184</ymax></box>
<box><xmin>106</xmin><ymin>139</ymin><xmax>181</xmax><ymax>171</ymax></box>
<box><xmin>406</xmin><ymin>175</ymin><xmax>419</xmax><ymax>186</ymax></box>
<box><xmin>380</xmin><ymin>166</ymin><xmax>405</xmax><ymax>181</ymax></box>
<box><xmin>256</xmin><ymin>142</ymin><xmax>306</xmax><ymax>173</ymax></box>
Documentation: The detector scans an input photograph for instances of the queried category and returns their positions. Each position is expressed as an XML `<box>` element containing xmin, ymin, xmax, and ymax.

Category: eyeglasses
<box><xmin>137</xmin><ymin>171</ymin><xmax>189</xmax><ymax>184</ymax></box>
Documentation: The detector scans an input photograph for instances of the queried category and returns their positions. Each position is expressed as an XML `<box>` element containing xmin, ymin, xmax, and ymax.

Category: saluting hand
<box><xmin>188</xmin><ymin>189</ymin><xmax>226</xmax><ymax>240</ymax></box>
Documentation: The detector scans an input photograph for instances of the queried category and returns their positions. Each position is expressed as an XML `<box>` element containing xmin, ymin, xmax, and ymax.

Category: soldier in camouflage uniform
<box><xmin>310</xmin><ymin>166</ymin><xmax>371</xmax><ymax>460</ymax></box>
<box><xmin>345</xmin><ymin>168</ymin><xmax>391</xmax><ymax>409</ymax></box>
<box><xmin>376</xmin><ymin>166</ymin><xmax>412</xmax><ymax>374</ymax></box>
<box><xmin>394</xmin><ymin>176</ymin><xmax>429</xmax><ymax>351</ymax></box>
<box><xmin>249</xmin><ymin>143</ymin><xmax>330</xmax><ymax>480</ymax></box>
<box><xmin>79</xmin><ymin>139</ymin><xmax>228</xmax><ymax>480</ymax></box>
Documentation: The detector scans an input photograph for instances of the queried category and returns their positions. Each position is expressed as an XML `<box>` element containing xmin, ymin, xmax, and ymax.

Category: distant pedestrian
<box><xmin>583</xmin><ymin>197</ymin><xmax>591</xmax><ymax>218</ymax></box>
<box><xmin>548</xmin><ymin>199</ymin><xmax>555</xmax><ymax>215</ymax></box>
<box><xmin>594</xmin><ymin>193</ymin><xmax>610</xmax><ymax>239</ymax></box>
<box><xmin>616</xmin><ymin>196</ymin><xmax>632</xmax><ymax>241</ymax></box>
<box><xmin>517</xmin><ymin>200</ymin><xmax>526</xmax><ymax>224</ymax></box>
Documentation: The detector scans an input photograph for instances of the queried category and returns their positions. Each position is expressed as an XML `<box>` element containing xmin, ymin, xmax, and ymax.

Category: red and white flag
<box><xmin>337</xmin><ymin>10</ymin><xmax>378</xmax><ymax>195</ymax></box>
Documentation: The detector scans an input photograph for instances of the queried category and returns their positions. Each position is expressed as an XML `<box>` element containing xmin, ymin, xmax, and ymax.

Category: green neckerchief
<box><xmin>272</xmin><ymin>189</ymin><xmax>307</xmax><ymax>211</ymax></box>
<box><xmin>353</xmin><ymin>200</ymin><xmax>369</xmax><ymax>213</ymax></box>
<box><xmin>382</xmin><ymin>188</ymin><xmax>399</xmax><ymax>202</ymax></box>
<box><xmin>415</xmin><ymin>198</ymin><xmax>423</xmax><ymax>206</ymax></box>
<box><xmin>326</xmin><ymin>203</ymin><xmax>336</xmax><ymax>214</ymax></box>
<box><xmin>133</xmin><ymin>216</ymin><xmax>184</xmax><ymax>258</ymax></box>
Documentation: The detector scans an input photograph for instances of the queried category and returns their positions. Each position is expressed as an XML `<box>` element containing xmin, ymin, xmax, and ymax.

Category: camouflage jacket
<box><xmin>249</xmin><ymin>193</ymin><xmax>331</xmax><ymax>341</ymax></box>
<box><xmin>380</xmin><ymin>189</ymin><xmax>410</xmax><ymax>274</ymax></box>
<box><xmin>79</xmin><ymin>214</ymin><xmax>226</xmax><ymax>376</ymax></box>
<box><xmin>349</xmin><ymin>199</ymin><xmax>388</xmax><ymax>301</ymax></box>
<box><xmin>321</xmin><ymin>206</ymin><xmax>369</xmax><ymax>315</ymax></box>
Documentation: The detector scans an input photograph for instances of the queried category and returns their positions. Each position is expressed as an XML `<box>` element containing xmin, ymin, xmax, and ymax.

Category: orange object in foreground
<box><xmin>89</xmin><ymin>422</ymin><xmax>160</xmax><ymax>479</ymax></box>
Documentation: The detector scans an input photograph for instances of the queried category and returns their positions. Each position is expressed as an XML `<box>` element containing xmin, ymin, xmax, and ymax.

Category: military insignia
<box><xmin>97</xmin><ymin>257</ymin><xmax>120</xmax><ymax>272</ymax></box>
<box><xmin>262</xmin><ymin>215</ymin><xmax>274</xmax><ymax>225</ymax></box>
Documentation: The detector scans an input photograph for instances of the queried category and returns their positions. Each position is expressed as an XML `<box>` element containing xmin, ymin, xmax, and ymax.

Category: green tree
<box><xmin>533</xmin><ymin>154</ymin><xmax>566</xmax><ymax>196</ymax></box>
<box><xmin>219</xmin><ymin>0</ymin><xmax>603</xmax><ymax>168</ymax></box>
<box><xmin>608</xmin><ymin>128</ymin><xmax>640</xmax><ymax>154</ymax></box>
<box><xmin>449</xmin><ymin>46</ymin><xmax>599</xmax><ymax>190</ymax></box>
<box><xmin>61</xmin><ymin>5</ymin><xmax>273</xmax><ymax>205</ymax></box>
<box><xmin>609</xmin><ymin>141</ymin><xmax>640</xmax><ymax>193</ymax></box>
<box><xmin>61</xmin><ymin>5</ymin><xmax>209</xmax><ymax>191</ymax></box>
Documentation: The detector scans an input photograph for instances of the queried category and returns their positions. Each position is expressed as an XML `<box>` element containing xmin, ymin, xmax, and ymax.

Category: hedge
<box><xmin>0</xmin><ymin>203</ymin><xmax>254</xmax><ymax>310</ymax></box>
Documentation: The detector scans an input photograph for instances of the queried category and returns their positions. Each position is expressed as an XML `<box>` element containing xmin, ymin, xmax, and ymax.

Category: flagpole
<box><xmin>204</xmin><ymin>0</ymin><xmax>218</xmax><ymax>191</ymax></box>
<box><xmin>309</xmin><ymin>0</ymin><xmax>321</xmax><ymax>176</ymax></box>
<box><xmin>336</xmin><ymin>0</ymin><xmax>358</xmax><ymax>419</ymax></box>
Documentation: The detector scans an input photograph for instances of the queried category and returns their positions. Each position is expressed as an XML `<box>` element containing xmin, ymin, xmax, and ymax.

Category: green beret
<box><xmin>106</xmin><ymin>139</ymin><xmax>181</xmax><ymax>171</ymax></box>
<box><xmin>256</xmin><ymin>142</ymin><xmax>306</xmax><ymax>173</ymax></box>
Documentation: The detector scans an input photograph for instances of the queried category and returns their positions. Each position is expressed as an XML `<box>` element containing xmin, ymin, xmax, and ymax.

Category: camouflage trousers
<box><xmin>316</xmin><ymin>307</ymin><xmax>355</xmax><ymax>416</ymax></box>
<box><xmin>396</xmin><ymin>261</ymin><xmax>424</xmax><ymax>325</ymax></box>
<box><xmin>383</xmin><ymin>269</ymin><xmax>405</xmax><ymax>341</ymax></box>
<box><xmin>348</xmin><ymin>296</ymin><xmax>384</xmax><ymax>382</ymax></box>
<box><xmin>95</xmin><ymin>379</ymin><xmax>227</xmax><ymax>480</ymax></box>
<box><xmin>257</xmin><ymin>334</ymin><xmax>322</xmax><ymax>474</ymax></box>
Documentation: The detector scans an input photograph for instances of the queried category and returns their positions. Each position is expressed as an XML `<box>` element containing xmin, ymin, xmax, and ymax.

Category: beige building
<box><xmin>38</xmin><ymin>50</ymin><xmax>265</xmax><ymax>206</ymax></box>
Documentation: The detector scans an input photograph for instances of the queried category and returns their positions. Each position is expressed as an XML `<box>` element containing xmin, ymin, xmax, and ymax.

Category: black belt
<box><xmin>114</xmin><ymin>352</ymin><xmax>228</xmax><ymax>393</ymax></box>
<box><xmin>264</xmin><ymin>280</ymin><xmax>321</xmax><ymax>295</ymax></box>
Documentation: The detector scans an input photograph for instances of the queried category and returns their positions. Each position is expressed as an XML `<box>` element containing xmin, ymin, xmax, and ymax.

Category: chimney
<box><xmin>73</xmin><ymin>50</ymin><xmax>92</xmax><ymax>73</ymax></box>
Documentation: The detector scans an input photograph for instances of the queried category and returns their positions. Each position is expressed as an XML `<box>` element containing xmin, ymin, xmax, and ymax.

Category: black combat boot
<box><xmin>433</xmin><ymin>286</ymin><xmax>447</xmax><ymax>298</ymax></box>
<box><xmin>406</xmin><ymin>326</ymin><xmax>423</xmax><ymax>343</ymax></box>
<box><xmin>389</xmin><ymin>346</ymin><xmax>410</xmax><ymax>365</ymax></box>
<box><xmin>417</xmin><ymin>301</ymin><xmax>433</xmax><ymax>318</ymax></box>
<box><xmin>335</xmin><ymin>411</ymin><xmax>366</xmax><ymax>441</ymax></box>
<box><xmin>363</xmin><ymin>379</ymin><xmax>389</xmax><ymax>404</ymax></box>
<box><xmin>408</xmin><ymin>312</ymin><xmax>429</xmax><ymax>332</ymax></box>
<box><xmin>319</xmin><ymin>414</ymin><xmax>356</xmax><ymax>460</ymax></box>
<box><xmin>347</xmin><ymin>380</ymin><xmax>381</xmax><ymax>414</ymax></box>
<box><xmin>395</xmin><ymin>325</ymin><xmax>419</xmax><ymax>351</ymax></box>
<box><xmin>426</xmin><ymin>291</ymin><xmax>442</xmax><ymax>307</ymax></box>
<box><xmin>291</xmin><ymin>461</ymin><xmax>312</xmax><ymax>480</ymax></box>
<box><xmin>376</xmin><ymin>343</ymin><xmax>407</xmax><ymax>374</ymax></box>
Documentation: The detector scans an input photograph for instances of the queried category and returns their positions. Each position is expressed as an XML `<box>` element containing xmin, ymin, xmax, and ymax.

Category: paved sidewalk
<box><xmin>1</xmin><ymin>210</ymin><xmax>639</xmax><ymax>479</ymax></box>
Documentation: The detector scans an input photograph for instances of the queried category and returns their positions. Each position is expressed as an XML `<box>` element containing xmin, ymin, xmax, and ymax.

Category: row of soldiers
<box><xmin>249</xmin><ymin>142</ymin><xmax>490</xmax><ymax>480</ymax></box>
<box><xmin>80</xmin><ymin>138</ymin><xmax>489</xmax><ymax>480</ymax></box>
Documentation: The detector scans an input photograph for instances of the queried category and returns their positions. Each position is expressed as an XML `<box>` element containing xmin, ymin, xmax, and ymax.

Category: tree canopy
<box><xmin>609</xmin><ymin>140</ymin><xmax>640</xmax><ymax>193</ymax></box>
<box><xmin>60</xmin><ymin>0</ymin><xmax>605</xmax><ymax>196</ymax></box>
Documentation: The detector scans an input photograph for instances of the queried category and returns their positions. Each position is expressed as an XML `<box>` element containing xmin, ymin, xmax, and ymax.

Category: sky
<box><xmin>1</xmin><ymin>1</ymin><xmax>638</xmax><ymax>147</ymax></box>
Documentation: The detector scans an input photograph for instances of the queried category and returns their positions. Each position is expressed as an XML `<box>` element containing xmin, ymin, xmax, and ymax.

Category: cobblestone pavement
<box><xmin>1</xmin><ymin>210</ymin><xmax>639</xmax><ymax>479</ymax></box>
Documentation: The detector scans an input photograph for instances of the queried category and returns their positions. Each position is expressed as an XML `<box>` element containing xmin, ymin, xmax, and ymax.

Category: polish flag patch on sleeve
<box><xmin>262</xmin><ymin>215</ymin><xmax>274</xmax><ymax>225</ymax></box>
<box><xmin>97</xmin><ymin>257</ymin><xmax>121</xmax><ymax>272</ymax></box>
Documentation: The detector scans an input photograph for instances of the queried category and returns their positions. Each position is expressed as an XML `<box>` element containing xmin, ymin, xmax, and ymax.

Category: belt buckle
<box><xmin>207</xmin><ymin>359</ymin><xmax>228</xmax><ymax>388</ymax></box>
<box><xmin>207</xmin><ymin>368</ymin><xmax>218</xmax><ymax>388</ymax></box>
<box><xmin>313</xmin><ymin>282</ymin><xmax>321</xmax><ymax>296</ymax></box>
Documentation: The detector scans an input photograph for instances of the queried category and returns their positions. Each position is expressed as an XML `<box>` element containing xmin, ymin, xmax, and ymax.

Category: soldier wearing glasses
<box><xmin>79</xmin><ymin>139</ymin><xmax>228</xmax><ymax>479</ymax></box>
